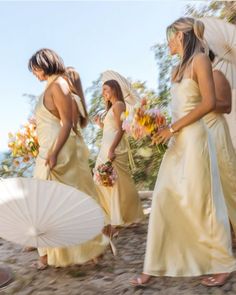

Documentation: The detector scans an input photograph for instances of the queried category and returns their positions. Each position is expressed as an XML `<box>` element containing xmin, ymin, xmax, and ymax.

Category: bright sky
<box><xmin>0</xmin><ymin>0</ymin><xmax>192</xmax><ymax>152</ymax></box>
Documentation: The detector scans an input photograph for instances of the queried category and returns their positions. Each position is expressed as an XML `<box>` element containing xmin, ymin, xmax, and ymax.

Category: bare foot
<box><xmin>102</xmin><ymin>225</ymin><xmax>119</xmax><ymax>239</ymax></box>
<box><xmin>31</xmin><ymin>255</ymin><xmax>48</xmax><ymax>270</ymax></box>
<box><xmin>201</xmin><ymin>273</ymin><xmax>230</xmax><ymax>287</ymax></box>
<box><xmin>130</xmin><ymin>273</ymin><xmax>152</xmax><ymax>287</ymax></box>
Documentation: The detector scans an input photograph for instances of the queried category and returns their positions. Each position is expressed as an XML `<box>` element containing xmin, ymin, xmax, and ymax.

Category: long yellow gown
<box><xmin>34</xmin><ymin>91</ymin><xmax>108</xmax><ymax>267</ymax></box>
<box><xmin>95</xmin><ymin>107</ymin><xmax>144</xmax><ymax>226</ymax></box>
<box><xmin>144</xmin><ymin>79</ymin><xmax>236</xmax><ymax>277</ymax></box>
<box><xmin>204</xmin><ymin>111</ymin><xmax>236</xmax><ymax>234</ymax></box>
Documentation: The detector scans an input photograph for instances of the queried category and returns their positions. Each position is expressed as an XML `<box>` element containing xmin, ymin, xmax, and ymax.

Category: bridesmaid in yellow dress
<box><xmin>204</xmin><ymin>50</ymin><xmax>236</xmax><ymax>247</ymax></box>
<box><xmin>130</xmin><ymin>17</ymin><xmax>236</xmax><ymax>287</ymax></box>
<box><xmin>28</xmin><ymin>48</ymin><xmax>108</xmax><ymax>269</ymax></box>
<box><xmin>94</xmin><ymin>79</ymin><xmax>144</xmax><ymax>235</ymax></box>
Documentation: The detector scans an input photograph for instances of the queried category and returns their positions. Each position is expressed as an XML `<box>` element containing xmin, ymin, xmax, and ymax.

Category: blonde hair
<box><xmin>167</xmin><ymin>17</ymin><xmax>208</xmax><ymax>82</ymax></box>
<box><xmin>64</xmin><ymin>67</ymin><xmax>88</xmax><ymax>129</ymax></box>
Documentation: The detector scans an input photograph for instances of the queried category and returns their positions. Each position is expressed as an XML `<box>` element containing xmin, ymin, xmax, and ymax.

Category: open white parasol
<box><xmin>0</xmin><ymin>178</ymin><xmax>105</xmax><ymax>248</ymax></box>
<box><xmin>201</xmin><ymin>17</ymin><xmax>236</xmax><ymax>88</ymax></box>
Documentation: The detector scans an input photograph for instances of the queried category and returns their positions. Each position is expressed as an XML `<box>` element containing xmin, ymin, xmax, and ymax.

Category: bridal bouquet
<box><xmin>122</xmin><ymin>98</ymin><xmax>167</xmax><ymax>142</ymax></box>
<box><xmin>8</xmin><ymin>118</ymin><xmax>39</xmax><ymax>166</ymax></box>
<box><xmin>93</xmin><ymin>161</ymin><xmax>117</xmax><ymax>187</ymax></box>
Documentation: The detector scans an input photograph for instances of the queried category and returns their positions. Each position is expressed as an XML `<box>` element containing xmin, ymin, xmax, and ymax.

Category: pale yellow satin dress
<box><xmin>144</xmin><ymin>79</ymin><xmax>236</xmax><ymax>277</ymax></box>
<box><xmin>204</xmin><ymin>111</ymin><xmax>236</xmax><ymax>234</ymax></box>
<box><xmin>34</xmin><ymin>93</ymin><xmax>108</xmax><ymax>267</ymax></box>
<box><xmin>95</xmin><ymin>107</ymin><xmax>144</xmax><ymax>226</ymax></box>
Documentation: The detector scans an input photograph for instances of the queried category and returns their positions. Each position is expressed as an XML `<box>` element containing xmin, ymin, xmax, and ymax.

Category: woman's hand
<box><xmin>93</xmin><ymin>115</ymin><xmax>100</xmax><ymax>124</ymax></box>
<box><xmin>93</xmin><ymin>115</ymin><xmax>104</xmax><ymax>128</ymax></box>
<box><xmin>45</xmin><ymin>152</ymin><xmax>58</xmax><ymax>169</ymax></box>
<box><xmin>108</xmin><ymin>149</ymin><xmax>116</xmax><ymax>162</ymax></box>
<box><xmin>152</xmin><ymin>127</ymin><xmax>173</xmax><ymax>145</ymax></box>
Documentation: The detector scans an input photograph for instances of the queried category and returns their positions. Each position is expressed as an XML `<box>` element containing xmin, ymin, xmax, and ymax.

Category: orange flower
<box><xmin>23</xmin><ymin>156</ymin><xmax>30</xmax><ymax>163</ymax></box>
<box><xmin>156</xmin><ymin>115</ymin><xmax>166</xmax><ymax>127</ymax></box>
<box><xmin>13</xmin><ymin>159</ymin><xmax>20</xmax><ymax>166</ymax></box>
<box><xmin>8</xmin><ymin>119</ymin><xmax>39</xmax><ymax>164</ymax></box>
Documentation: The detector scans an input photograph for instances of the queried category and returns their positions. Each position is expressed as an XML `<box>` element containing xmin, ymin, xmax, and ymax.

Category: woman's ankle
<box><xmin>39</xmin><ymin>255</ymin><xmax>47</xmax><ymax>265</ymax></box>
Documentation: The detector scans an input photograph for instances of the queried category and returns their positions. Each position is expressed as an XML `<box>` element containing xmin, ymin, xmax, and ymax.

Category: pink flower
<box><xmin>93</xmin><ymin>161</ymin><xmax>117</xmax><ymax>187</ymax></box>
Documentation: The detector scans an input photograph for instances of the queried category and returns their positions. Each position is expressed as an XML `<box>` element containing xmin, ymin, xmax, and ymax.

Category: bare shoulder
<box><xmin>113</xmin><ymin>101</ymin><xmax>126</xmax><ymax>111</ymax></box>
<box><xmin>193</xmin><ymin>53</ymin><xmax>211</xmax><ymax>67</ymax></box>
<box><xmin>192</xmin><ymin>53</ymin><xmax>212</xmax><ymax>79</ymax></box>
<box><xmin>51</xmin><ymin>76</ymin><xmax>70</xmax><ymax>95</ymax></box>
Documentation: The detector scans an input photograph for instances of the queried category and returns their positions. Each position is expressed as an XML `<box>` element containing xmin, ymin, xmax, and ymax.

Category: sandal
<box><xmin>31</xmin><ymin>261</ymin><xmax>48</xmax><ymax>270</ymax></box>
<box><xmin>129</xmin><ymin>274</ymin><xmax>152</xmax><ymax>287</ymax></box>
<box><xmin>201</xmin><ymin>273</ymin><xmax>231</xmax><ymax>287</ymax></box>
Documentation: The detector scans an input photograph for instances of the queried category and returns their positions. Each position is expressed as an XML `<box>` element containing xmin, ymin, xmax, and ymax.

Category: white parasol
<box><xmin>0</xmin><ymin>178</ymin><xmax>104</xmax><ymax>248</ymax></box>
<box><xmin>201</xmin><ymin>17</ymin><xmax>236</xmax><ymax>88</ymax></box>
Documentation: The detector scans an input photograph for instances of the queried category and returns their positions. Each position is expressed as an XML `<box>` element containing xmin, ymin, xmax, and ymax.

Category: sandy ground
<box><xmin>0</xmin><ymin>192</ymin><xmax>235</xmax><ymax>295</ymax></box>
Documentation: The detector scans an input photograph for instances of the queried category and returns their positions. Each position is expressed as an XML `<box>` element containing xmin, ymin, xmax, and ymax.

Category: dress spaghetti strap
<box><xmin>190</xmin><ymin>57</ymin><xmax>195</xmax><ymax>80</ymax></box>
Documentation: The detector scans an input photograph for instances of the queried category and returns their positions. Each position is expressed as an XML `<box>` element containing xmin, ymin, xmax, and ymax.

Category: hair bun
<box><xmin>193</xmin><ymin>19</ymin><xmax>205</xmax><ymax>41</ymax></box>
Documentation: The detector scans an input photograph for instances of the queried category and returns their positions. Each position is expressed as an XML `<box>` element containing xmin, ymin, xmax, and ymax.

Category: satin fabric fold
<box><xmin>95</xmin><ymin>108</ymin><xmax>144</xmax><ymax>226</ymax></box>
<box><xmin>204</xmin><ymin>111</ymin><xmax>236</xmax><ymax>234</ymax></box>
<box><xmin>143</xmin><ymin>79</ymin><xmax>236</xmax><ymax>277</ymax></box>
<box><xmin>34</xmin><ymin>93</ymin><xmax>108</xmax><ymax>267</ymax></box>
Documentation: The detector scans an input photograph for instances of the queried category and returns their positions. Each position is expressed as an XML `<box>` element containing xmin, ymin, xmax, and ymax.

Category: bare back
<box><xmin>213</xmin><ymin>70</ymin><xmax>231</xmax><ymax>113</ymax></box>
<box><xmin>43</xmin><ymin>77</ymin><xmax>72</xmax><ymax>119</ymax></box>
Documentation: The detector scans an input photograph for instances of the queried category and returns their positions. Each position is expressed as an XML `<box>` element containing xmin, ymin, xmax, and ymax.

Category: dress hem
<box><xmin>143</xmin><ymin>266</ymin><xmax>236</xmax><ymax>278</ymax></box>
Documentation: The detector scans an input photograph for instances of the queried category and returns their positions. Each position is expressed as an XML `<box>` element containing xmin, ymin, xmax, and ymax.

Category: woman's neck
<box><xmin>110</xmin><ymin>96</ymin><xmax>118</xmax><ymax>105</ymax></box>
<box><xmin>46</xmin><ymin>74</ymin><xmax>60</xmax><ymax>89</ymax></box>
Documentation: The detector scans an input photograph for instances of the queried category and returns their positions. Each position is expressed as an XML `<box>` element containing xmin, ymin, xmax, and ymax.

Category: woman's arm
<box><xmin>213</xmin><ymin>70</ymin><xmax>232</xmax><ymax>114</ymax></box>
<box><xmin>108</xmin><ymin>102</ymin><xmax>126</xmax><ymax>161</ymax></box>
<box><xmin>156</xmin><ymin>54</ymin><xmax>216</xmax><ymax>144</ymax></box>
<box><xmin>94</xmin><ymin>115</ymin><xmax>104</xmax><ymax>129</ymax></box>
<box><xmin>45</xmin><ymin>79</ymin><xmax>73</xmax><ymax>169</ymax></box>
<box><xmin>172</xmin><ymin>53</ymin><xmax>216</xmax><ymax>132</ymax></box>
